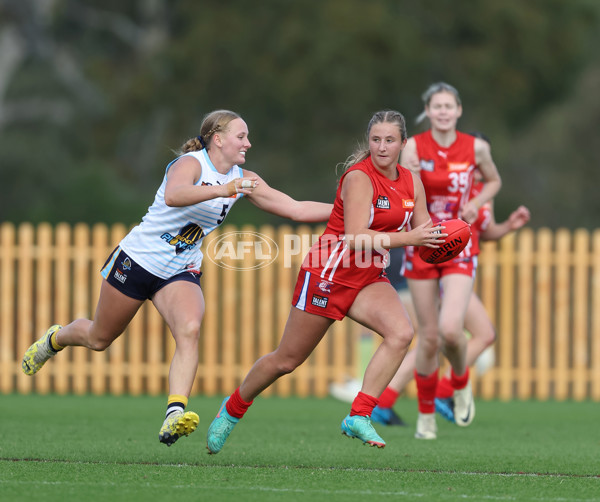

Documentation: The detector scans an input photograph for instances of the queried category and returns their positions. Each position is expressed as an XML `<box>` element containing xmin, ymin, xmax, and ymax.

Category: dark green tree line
<box><xmin>1</xmin><ymin>0</ymin><xmax>599</xmax><ymax>228</ymax></box>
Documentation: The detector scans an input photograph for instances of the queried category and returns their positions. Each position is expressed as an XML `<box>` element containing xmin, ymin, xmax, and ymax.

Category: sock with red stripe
<box><xmin>350</xmin><ymin>391</ymin><xmax>379</xmax><ymax>417</ymax></box>
<box><xmin>415</xmin><ymin>369</ymin><xmax>438</xmax><ymax>414</ymax></box>
<box><xmin>225</xmin><ymin>387</ymin><xmax>254</xmax><ymax>419</ymax></box>
<box><xmin>378</xmin><ymin>386</ymin><xmax>400</xmax><ymax>409</ymax></box>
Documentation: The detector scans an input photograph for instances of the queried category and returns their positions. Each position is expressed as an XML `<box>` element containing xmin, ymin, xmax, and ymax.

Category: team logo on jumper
<box><xmin>448</xmin><ymin>162</ymin><xmax>470</xmax><ymax>171</ymax></box>
<box><xmin>317</xmin><ymin>280</ymin><xmax>333</xmax><ymax>293</ymax></box>
<box><xmin>420</xmin><ymin>159</ymin><xmax>434</xmax><ymax>172</ymax></box>
<box><xmin>376</xmin><ymin>195</ymin><xmax>390</xmax><ymax>209</ymax></box>
<box><xmin>121</xmin><ymin>257</ymin><xmax>132</xmax><ymax>271</ymax></box>
<box><xmin>161</xmin><ymin>223</ymin><xmax>205</xmax><ymax>255</ymax></box>
<box><xmin>311</xmin><ymin>295</ymin><xmax>328</xmax><ymax>308</ymax></box>
<box><xmin>428</xmin><ymin>196</ymin><xmax>456</xmax><ymax>221</ymax></box>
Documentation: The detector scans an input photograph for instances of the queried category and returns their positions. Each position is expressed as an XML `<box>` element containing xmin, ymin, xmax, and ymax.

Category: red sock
<box><xmin>378</xmin><ymin>387</ymin><xmax>399</xmax><ymax>409</ymax></box>
<box><xmin>414</xmin><ymin>369</ymin><xmax>438</xmax><ymax>414</ymax></box>
<box><xmin>450</xmin><ymin>367</ymin><xmax>469</xmax><ymax>391</ymax></box>
<box><xmin>350</xmin><ymin>391</ymin><xmax>379</xmax><ymax>417</ymax></box>
<box><xmin>436</xmin><ymin>376</ymin><xmax>454</xmax><ymax>399</ymax></box>
<box><xmin>225</xmin><ymin>387</ymin><xmax>254</xmax><ymax>419</ymax></box>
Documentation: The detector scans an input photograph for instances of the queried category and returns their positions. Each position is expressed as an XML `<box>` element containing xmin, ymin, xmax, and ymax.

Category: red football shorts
<box><xmin>292</xmin><ymin>268</ymin><xmax>389</xmax><ymax>320</ymax></box>
<box><xmin>402</xmin><ymin>247</ymin><xmax>477</xmax><ymax>280</ymax></box>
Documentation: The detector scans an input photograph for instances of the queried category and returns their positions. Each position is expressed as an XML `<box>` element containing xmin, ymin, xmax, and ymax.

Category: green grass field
<box><xmin>1</xmin><ymin>394</ymin><xmax>598</xmax><ymax>501</ymax></box>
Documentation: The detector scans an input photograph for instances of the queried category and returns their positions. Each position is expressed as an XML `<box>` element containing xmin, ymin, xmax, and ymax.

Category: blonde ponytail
<box><xmin>177</xmin><ymin>109</ymin><xmax>241</xmax><ymax>155</ymax></box>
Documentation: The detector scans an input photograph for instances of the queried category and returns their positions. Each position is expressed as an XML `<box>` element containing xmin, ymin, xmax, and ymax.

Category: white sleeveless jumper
<box><xmin>119</xmin><ymin>149</ymin><xmax>244</xmax><ymax>279</ymax></box>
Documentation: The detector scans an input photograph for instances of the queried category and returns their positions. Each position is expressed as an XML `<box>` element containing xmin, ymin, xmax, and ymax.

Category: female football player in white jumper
<box><xmin>21</xmin><ymin>109</ymin><xmax>333</xmax><ymax>446</ymax></box>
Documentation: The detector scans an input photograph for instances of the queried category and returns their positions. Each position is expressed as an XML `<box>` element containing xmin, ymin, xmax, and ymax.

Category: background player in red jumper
<box><xmin>400</xmin><ymin>83</ymin><xmax>502</xmax><ymax>439</ymax></box>
<box><xmin>372</xmin><ymin>132</ymin><xmax>530</xmax><ymax>426</ymax></box>
<box><xmin>432</xmin><ymin>132</ymin><xmax>530</xmax><ymax>420</ymax></box>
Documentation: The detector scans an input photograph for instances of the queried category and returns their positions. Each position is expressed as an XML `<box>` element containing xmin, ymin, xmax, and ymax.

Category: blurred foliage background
<box><xmin>1</xmin><ymin>0</ymin><xmax>599</xmax><ymax>229</ymax></box>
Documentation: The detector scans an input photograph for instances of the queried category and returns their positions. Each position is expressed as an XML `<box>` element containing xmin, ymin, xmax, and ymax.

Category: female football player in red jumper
<box><xmin>400</xmin><ymin>83</ymin><xmax>502</xmax><ymax>439</ymax></box>
<box><xmin>371</xmin><ymin>135</ymin><xmax>530</xmax><ymax>427</ymax></box>
<box><xmin>207</xmin><ymin>110</ymin><xmax>445</xmax><ymax>453</ymax></box>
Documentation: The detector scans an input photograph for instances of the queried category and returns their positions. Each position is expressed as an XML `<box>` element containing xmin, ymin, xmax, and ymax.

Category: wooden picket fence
<box><xmin>0</xmin><ymin>222</ymin><xmax>599</xmax><ymax>401</ymax></box>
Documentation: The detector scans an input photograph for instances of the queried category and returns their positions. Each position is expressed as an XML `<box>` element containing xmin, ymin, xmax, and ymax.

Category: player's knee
<box><xmin>483</xmin><ymin>327</ymin><xmax>497</xmax><ymax>347</ymax></box>
<box><xmin>420</xmin><ymin>329</ymin><xmax>441</xmax><ymax>354</ymax></box>
<box><xmin>386</xmin><ymin>327</ymin><xmax>414</xmax><ymax>353</ymax></box>
<box><xmin>439</xmin><ymin>322</ymin><xmax>463</xmax><ymax>347</ymax></box>
<box><xmin>174</xmin><ymin>319</ymin><xmax>202</xmax><ymax>343</ymax></box>
<box><xmin>270</xmin><ymin>352</ymin><xmax>302</xmax><ymax>375</ymax></box>
<box><xmin>277</xmin><ymin>358</ymin><xmax>301</xmax><ymax>375</ymax></box>
<box><xmin>88</xmin><ymin>337</ymin><xmax>112</xmax><ymax>351</ymax></box>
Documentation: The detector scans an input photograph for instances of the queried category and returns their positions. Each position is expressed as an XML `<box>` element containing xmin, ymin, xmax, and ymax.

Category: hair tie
<box><xmin>197</xmin><ymin>135</ymin><xmax>207</xmax><ymax>149</ymax></box>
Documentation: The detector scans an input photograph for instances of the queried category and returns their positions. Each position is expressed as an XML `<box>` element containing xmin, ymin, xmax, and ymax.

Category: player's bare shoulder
<box><xmin>168</xmin><ymin>154</ymin><xmax>203</xmax><ymax>183</ymax></box>
<box><xmin>400</xmin><ymin>137</ymin><xmax>421</xmax><ymax>174</ymax></box>
<box><xmin>473</xmin><ymin>136</ymin><xmax>492</xmax><ymax>164</ymax></box>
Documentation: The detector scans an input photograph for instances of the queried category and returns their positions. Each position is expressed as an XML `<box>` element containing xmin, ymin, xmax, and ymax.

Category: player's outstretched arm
<box><xmin>243</xmin><ymin>170</ymin><xmax>332</xmax><ymax>223</ymax></box>
<box><xmin>481</xmin><ymin>205</ymin><xmax>531</xmax><ymax>241</ymax></box>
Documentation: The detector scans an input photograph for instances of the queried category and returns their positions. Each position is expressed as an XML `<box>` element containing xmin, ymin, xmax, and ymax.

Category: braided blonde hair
<box><xmin>178</xmin><ymin>110</ymin><xmax>242</xmax><ymax>154</ymax></box>
<box><xmin>339</xmin><ymin>110</ymin><xmax>407</xmax><ymax>172</ymax></box>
